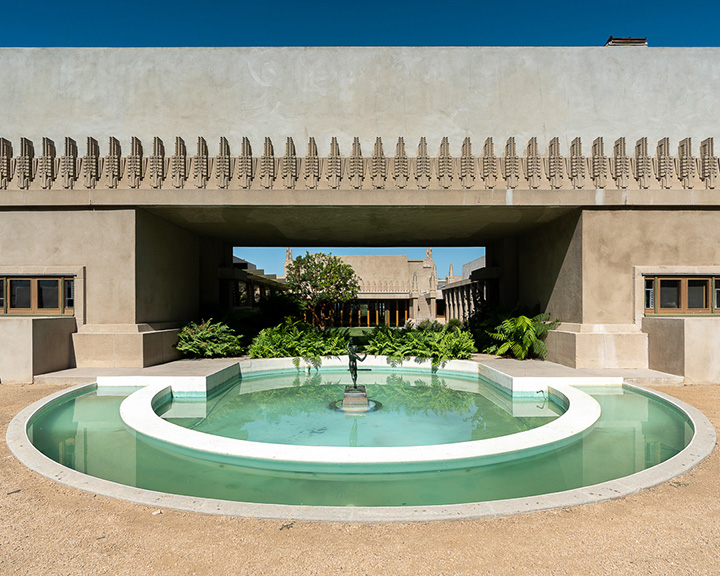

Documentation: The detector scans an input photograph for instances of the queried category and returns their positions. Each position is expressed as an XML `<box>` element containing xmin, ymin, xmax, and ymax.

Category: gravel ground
<box><xmin>2</xmin><ymin>382</ymin><xmax>719</xmax><ymax>576</ymax></box>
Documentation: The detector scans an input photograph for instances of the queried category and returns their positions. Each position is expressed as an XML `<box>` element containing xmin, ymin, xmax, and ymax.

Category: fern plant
<box><xmin>483</xmin><ymin>313</ymin><xmax>559</xmax><ymax>360</ymax></box>
<box><xmin>248</xmin><ymin>318</ymin><xmax>350</xmax><ymax>362</ymax></box>
<box><xmin>365</xmin><ymin>325</ymin><xmax>476</xmax><ymax>367</ymax></box>
<box><xmin>176</xmin><ymin>319</ymin><xmax>244</xmax><ymax>358</ymax></box>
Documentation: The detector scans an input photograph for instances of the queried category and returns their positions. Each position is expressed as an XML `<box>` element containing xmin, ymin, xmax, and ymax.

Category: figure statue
<box><xmin>347</xmin><ymin>343</ymin><xmax>367</xmax><ymax>389</ymax></box>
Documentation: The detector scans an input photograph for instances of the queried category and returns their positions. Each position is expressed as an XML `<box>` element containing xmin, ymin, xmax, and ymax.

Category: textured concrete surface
<box><xmin>2</xmin><ymin>47</ymin><xmax>720</xmax><ymax>151</ymax></box>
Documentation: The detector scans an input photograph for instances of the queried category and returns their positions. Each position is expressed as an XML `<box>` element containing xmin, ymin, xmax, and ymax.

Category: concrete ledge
<box><xmin>117</xmin><ymin>359</ymin><xmax>601</xmax><ymax>472</ymax></box>
<box><xmin>96</xmin><ymin>362</ymin><xmax>240</xmax><ymax>396</ymax></box>
<box><xmin>547</xmin><ymin>328</ymin><xmax>649</xmax><ymax>369</ymax></box>
<box><xmin>73</xmin><ymin>328</ymin><xmax>181</xmax><ymax>368</ymax></box>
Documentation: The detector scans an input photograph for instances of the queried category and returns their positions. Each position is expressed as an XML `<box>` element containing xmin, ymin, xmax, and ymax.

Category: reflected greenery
<box><xmin>168</xmin><ymin>371</ymin><xmax>558</xmax><ymax>445</ymax></box>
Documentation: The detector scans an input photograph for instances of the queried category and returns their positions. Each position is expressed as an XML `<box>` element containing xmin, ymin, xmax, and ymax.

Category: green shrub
<box><xmin>364</xmin><ymin>325</ymin><xmax>476</xmax><ymax>367</ymax></box>
<box><xmin>248</xmin><ymin>318</ymin><xmax>350</xmax><ymax>361</ymax></box>
<box><xmin>483</xmin><ymin>313</ymin><xmax>559</xmax><ymax>360</ymax></box>
<box><xmin>415</xmin><ymin>319</ymin><xmax>445</xmax><ymax>332</ymax></box>
<box><xmin>445</xmin><ymin>318</ymin><xmax>463</xmax><ymax>332</ymax></box>
<box><xmin>176</xmin><ymin>319</ymin><xmax>244</xmax><ymax>358</ymax></box>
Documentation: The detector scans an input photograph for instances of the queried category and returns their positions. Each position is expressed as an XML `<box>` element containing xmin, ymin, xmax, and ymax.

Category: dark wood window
<box><xmin>0</xmin><ymin>277</ymin><xmax>74</xmax><ymax>315</ymax></box>
<box><xmin>644</xmin><ymin>276</ymin><xmax>717</xmax><ymax>315</ymax></box>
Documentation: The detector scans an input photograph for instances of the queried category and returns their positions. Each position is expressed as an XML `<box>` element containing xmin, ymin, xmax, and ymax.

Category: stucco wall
<box><xmin>0</xmin><ymin>209</ymin><xmax>136</xmax><ymax>325</ymax></box>
<box><xmin>517</xmin><ymin>211</ymin><xmax>583</xmax><ymax>323</ymax></box>
<box><xmin>0</xmin><ymin>318</ymin><xmax>32</xmax><ymax>383</ymax></box>
<box><xmin>2</xmin><ymin>47</ymin><xmax>720</xmax><ymax>153</ymax></box>
<box><xmin>581</xmin><ymin>210</ymin><xmax>720</xmax><ymax>324</ymax></box>
<box><xmin>337</xmin><ymin>255</ymin><xmax>411</xmax><ymax>287</ymax></box>
<box><xmin>135</xmin><ymin>210</ymin><xmax>199</xmax><ymax>324</ymax></box>
<box><xmin>643</xmin><ymin>317</ymin><xmax>720</xmax><ymax>383</ymax></box>
<box><xmin>0</xmin><ymin>317</ymin><xmax>76</xmax><ymax>383</ymax></box>
<box><xmin>643</xmin><ymin>317</ymin><xmax>686</xmax><ymax>376</ymax></box>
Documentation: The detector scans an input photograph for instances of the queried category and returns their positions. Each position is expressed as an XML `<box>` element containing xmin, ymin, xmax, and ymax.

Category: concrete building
<box><xmin>231</xmin><ymin>256</ymin><xmax>285</xmax><ymax>309</ymax></box>
<box><xmin>2</xmin><ymin>46</ymin><xmax>720</xmax><ymax>383</ymax></box>
<box><xmin>442</xmin><ymin>256</ymin><xmax>488</xmax><ymax>323</ymax></box>
<box><xmin>284</xmin><ymin>248</ymin><xmax>440</xmax><ymax>327</ymax></box>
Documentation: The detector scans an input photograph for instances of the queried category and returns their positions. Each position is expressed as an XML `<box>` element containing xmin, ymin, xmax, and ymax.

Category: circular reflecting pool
<box><xmin>23</xmin><ymin>367</ymin><xmax>695</xmax><ymax>508</ymax></box>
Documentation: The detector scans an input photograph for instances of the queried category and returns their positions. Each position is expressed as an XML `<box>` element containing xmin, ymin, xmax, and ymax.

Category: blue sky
<box><xmin>236</xmin><ymin>247</ymin><xmax>485</xmax><ymax>279</ymax></box>
<box><xmin>5</xmin><ymin>0</ymin><xmax>715</xmax><ymax>276</ymax></box>
<box><xmin>1</xmin><ymin>0</ymin><xmax>716</xmax><ymax>47</ymax></box>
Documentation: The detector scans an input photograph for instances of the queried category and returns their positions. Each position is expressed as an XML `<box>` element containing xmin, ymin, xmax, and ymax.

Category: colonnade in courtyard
<box><xmin>443</xmin><ymin>281</ymin><xmax>483</xmax><ymax>323</ymax></box>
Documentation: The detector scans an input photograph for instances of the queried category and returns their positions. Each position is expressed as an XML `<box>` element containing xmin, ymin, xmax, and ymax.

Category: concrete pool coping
<box><xmin>116</xmin><ymin>357</ymin><xmax>603</xmax><ymax>470</ymax></box>
<box><xmin>6</xmin><ymin>357</ymin><xmax>714</xmax><ymax>522</ymax></box>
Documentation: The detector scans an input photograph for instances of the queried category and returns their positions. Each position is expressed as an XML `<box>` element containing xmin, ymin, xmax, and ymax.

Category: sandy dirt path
<box><xmin>2</xmin><ymin>382</ymin><xmax>719</xmax><ymax>576</ymax></box>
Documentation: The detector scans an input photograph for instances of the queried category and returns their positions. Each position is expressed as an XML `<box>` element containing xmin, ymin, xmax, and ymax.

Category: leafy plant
<box><xmin>176</xmin><ymin>319</ymin><xmax>244</xmax><ymax>358</ymax></box>
<box><xmin>364</xmin><ymin>325</ymin><xmax>476</xmax><ymax>368</ymax></box>
<box><xmin>483</xmin><ymin>313</ymin><xmax>559</xmax><ymax>360</ymax></box>
<box><xmin>248</xmin><ymin>318</ymin><xmax>350</xmax><ymax>362</ymax></box>
<box><xmin>445</xmin><ymin>318</ymin><xmax>463</xmax><ymax>332</ymax></box>
<box><xmin>414</xmin><ymin>319</ymin><xmax>445</xmax><ymax>332</ymax></box>
<box><xmin>285</xmin><ymin>252</ymin><xmax>360</xmax><ymax>328</ymax></box>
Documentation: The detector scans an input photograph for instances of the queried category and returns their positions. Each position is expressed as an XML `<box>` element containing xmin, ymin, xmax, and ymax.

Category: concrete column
<box><xmin>486</xmin><ymin>237</ymin><xmax>519</xmax><ymax>309</ymax></box>
<box><xmin>199</xmin><ymin>238</ymin><xmax>234</xmax><ymax>316</ymax></box>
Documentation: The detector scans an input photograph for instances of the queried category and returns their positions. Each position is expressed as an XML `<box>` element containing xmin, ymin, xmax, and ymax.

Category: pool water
<box><xmin>160</xmin><ymin>371</ymin><xmax>561</xmax><ymax>447</ymax></box>
<box><xmin>26</xmin><ymin>376</ymin><xmax>693</xmax><ymax>507</ymax></box>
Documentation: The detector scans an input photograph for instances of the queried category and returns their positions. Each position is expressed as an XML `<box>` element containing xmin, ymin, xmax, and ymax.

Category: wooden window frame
<box><xmin>1</xmin><ymin>276</ymin><xmax>75</xmax><ymax>316</ymax></box>
<box><xmin>644</xmin><ymin>276</ymin><xmax>717</xmax><ymax>316</ymax></box>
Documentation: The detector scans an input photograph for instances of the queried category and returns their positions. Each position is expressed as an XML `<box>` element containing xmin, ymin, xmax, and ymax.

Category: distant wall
<box><xmin>461</xmin><ymin>256</ymin><xmax>486</xmax><ymax>279</ymax></box>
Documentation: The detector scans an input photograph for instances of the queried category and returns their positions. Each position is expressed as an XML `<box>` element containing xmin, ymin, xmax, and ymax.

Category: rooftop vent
<box><xmin>605</xmin><ymin>36</ymin><xmax>648</xmax><ymax>47</ymax></box>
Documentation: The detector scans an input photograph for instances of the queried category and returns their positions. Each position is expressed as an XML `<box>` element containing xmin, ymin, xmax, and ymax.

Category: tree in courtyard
<box><xmin>285</xmin><ymin>252</ymin><xmax>360</xmax><ymax>329</ymax></box>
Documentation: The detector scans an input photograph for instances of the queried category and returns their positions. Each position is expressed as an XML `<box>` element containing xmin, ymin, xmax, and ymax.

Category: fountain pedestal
<box><xmin>342</xmin><ymin>385</ymin><xmax>369</xmax><ymax>411</ymax></box>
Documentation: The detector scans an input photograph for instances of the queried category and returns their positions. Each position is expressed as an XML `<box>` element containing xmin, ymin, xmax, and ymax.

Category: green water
<box><xmin>161</xmin><ymin>371</ymin><xmax>560</xmax><ymax>447</ymax></box>
<box><xmin>27</xmin><ymin>381</ymin><xmax>693</xmax><ymax>507</ymax></box>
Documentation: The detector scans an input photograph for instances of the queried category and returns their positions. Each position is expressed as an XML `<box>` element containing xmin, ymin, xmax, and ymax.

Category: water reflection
<box><xmin>26</xmin><ymin>384</ymin><xmax>692</xmax><ymax>507</ymax></box>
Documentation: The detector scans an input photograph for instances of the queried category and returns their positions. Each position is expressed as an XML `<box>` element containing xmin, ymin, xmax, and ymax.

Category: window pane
<box><xmin>38</xmin><ymin>279</ymin><xmax>60</xmax><ymax>309</ymax></box>
<box><xmin>644</xmin><ymin>278</ymin><xmax>655</xmax><ymax>310</ymax></box>
<box><xmin>659</xmin><ymin>279</ymin><xmax>681</xmax><ymax>309</ymax></box>
<box><xmin>64</xmin><ymin>279</ymin><xmax>75</xmax><ymax>310</ymax></box>
<box><xmin>687</xmin><ymin>279</ymin><xmax>708</xmax><ymax>309</ymax></box>
<box><xmin>0</xmin><ymin>279</ymin><xmax>4</xmax><ymax>310</ymax></box>
<box><xmin>9</xmin><ymin>279</ymin><xmax>31</xmax><ymax>308</ymax></box>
